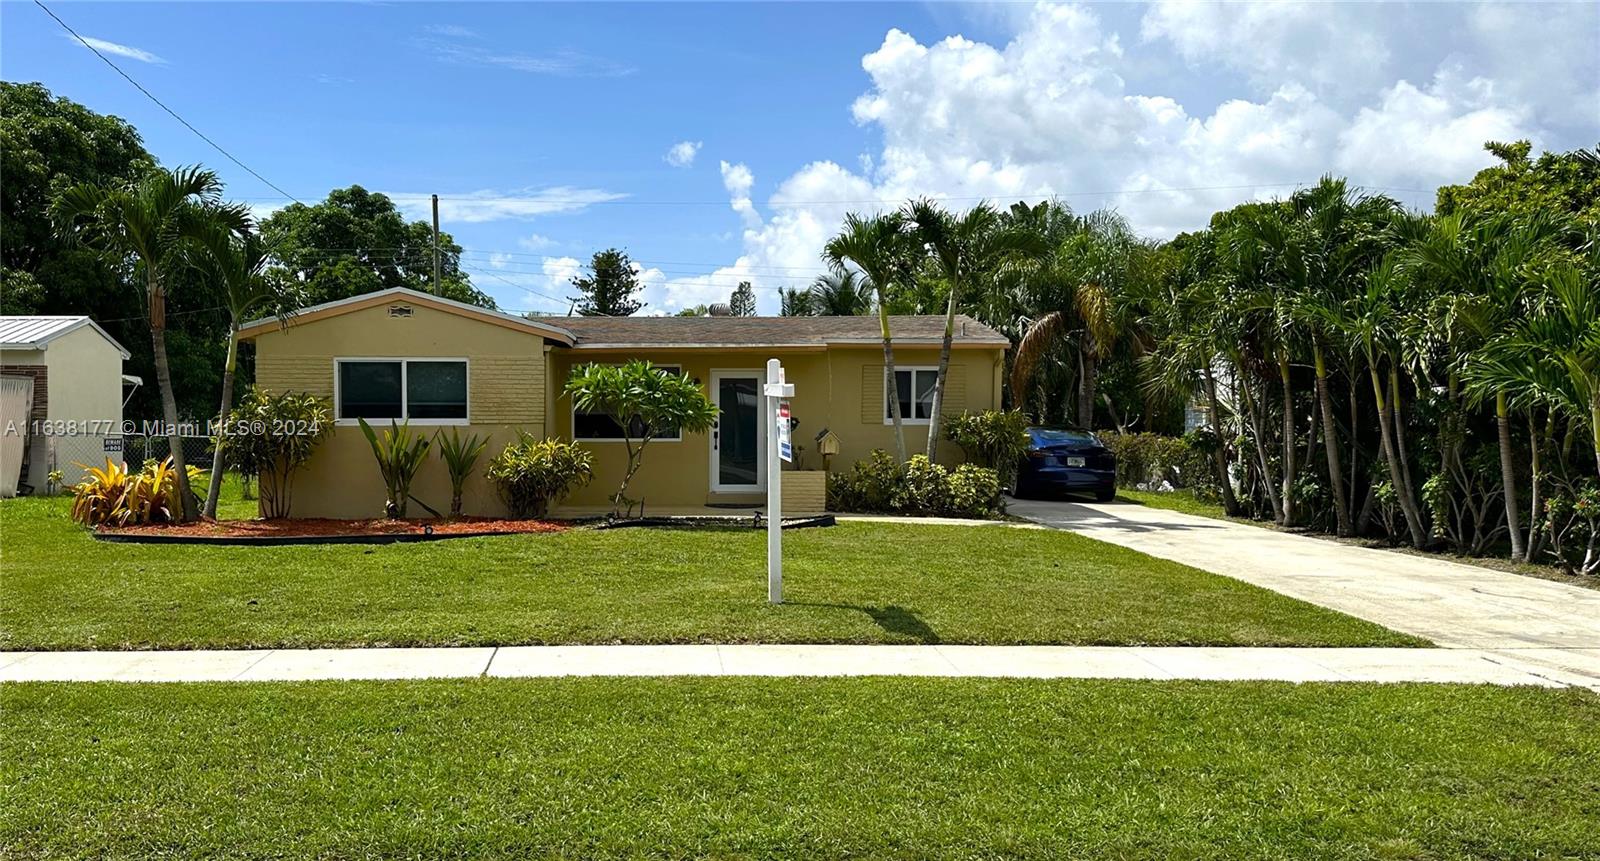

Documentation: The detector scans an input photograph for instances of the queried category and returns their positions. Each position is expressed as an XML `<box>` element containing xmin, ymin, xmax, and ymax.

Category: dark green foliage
<box><xmin>260</xmin><ymin>185</ymin><xmax>494</xmax><ymax>308</ymax></box>
<box><xmin>1437</xmin><ymin>139</ymin><xmax>1600</xmax><ymax>223</ymax></box>
<box><xmin>728</xmin><ymin>280</ymin><xmax>757</xmax><ymax>316</ymax></box>
<box><xmin>357</xmin><ymin>419</ymin><xmax>433</xmax><ymax>519</ymax></box>
<box><xmin>485</xmin><ymin>434</ymin><xmax>594</xmax><ymax>518</ymax></box>
<box><xmin>434</xmin><ymin>428</ymin><xmax>488</xmax><ymax>518</ymax></box>
<box><xmin>219</xmin><ymin>389</ymin><xmax>333</xmax><ymax>518</ymax></box>
<box><xmin>828</xmin><ymin>451</ymin><xmax>1003</xmax><ymax>518</ymax></box>
<box><xmin>0</xmin><ymin>83</ymin><xmax>228</xmax><ymax>421</ymax></box>
<box><xmin>569</xmin><ymin>248</ymin><xmax>646</xmax><ymax>316</ymax></box>
<box><xmin>1098</xmin><ymin>431</ymin><xmax>1216</xmax><ymax>494</ymax></box>
<box><xmin>942</xmin><ymin>410</ymin><xmax>1031</xmax><ymax>489</ymax></box>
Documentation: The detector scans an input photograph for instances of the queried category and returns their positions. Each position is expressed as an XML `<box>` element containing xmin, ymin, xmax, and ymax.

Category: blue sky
<box><xmin>5</xmin><ymin>1</ymin><xmax>1597</xmax><ymax>314</ymax></box>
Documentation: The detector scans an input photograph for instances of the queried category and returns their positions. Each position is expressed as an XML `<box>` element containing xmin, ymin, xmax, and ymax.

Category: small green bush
<box><xmin>1098</xmin><ymin>431</ymin><xmax>1216</xmax><ymax>493</ymax></box>
<box><xmin>943</xmin><ymin>410</ymin><xmax>1030</xmax><ymax>489</ymax></box>
<box><xmin>218</xmin><ymin>388</ymin><xmax>333</xmax><ymax>519</ymax></box>
<box><xmin>828</xmin><ymin>450</ymin><xmax>1002</xmax><ymax>518</ymax></box>
<box><xmin>486</xmin><ymin>434</ymin><xmax>595</xmax><ymax>518</ymax></box>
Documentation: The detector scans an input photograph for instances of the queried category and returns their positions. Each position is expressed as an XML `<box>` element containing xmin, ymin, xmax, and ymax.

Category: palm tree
<box><xmin>808</xmin><ymin>270</ymin><xmax>872</xmax><ymax>316</ymax></box>
<box><xmin>824</xmin><ymin>212</ymin><xmax>913</xmax><ymax>462</ymax></box>
<box><xmin>1410</xmin><ymin>211</ymin><xmax>1565</xmax><ymax>559</ymax></box>
<box><xmin>906</xmin><ymin>199</ymin><xmax>1042</xmax><ymax>459</ymax></box>
<box><xmin>778</xmin><ymin>287</ymin><xmax>815</xmax><ymax>317</ymax></box>
<box><xmin>1468</xmin><ymin>246</ymin><xmax>1600</xmax><ymax>482</ymax></box>
<box><xmin>1328</xmin><ymin>258</ymin><xmax>1429</xmax><ymax>548</ymax></box>
<box><xmin>190</xmin><ymin>223</ymin><xmax>294</xmax><ymax>518</ymax></box>
<box><xmin>52</xmin><ymin>166</ymin><xmax>249</xmax><ymax>522</ymax></box>
<box><xmin>1288</xmin><ymin>178</ymin><xmax>1401</xmax><ymax>536</ymax></box>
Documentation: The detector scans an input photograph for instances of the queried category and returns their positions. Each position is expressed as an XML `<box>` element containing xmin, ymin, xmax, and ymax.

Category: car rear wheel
<box><xmin>1094</xmin><ymin>487</ymin><xmax>1116</xmax><ymax>503</ymax></box>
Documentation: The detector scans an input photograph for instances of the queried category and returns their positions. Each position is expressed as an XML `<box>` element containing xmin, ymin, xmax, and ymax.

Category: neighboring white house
<box><xmin>0</xmin><ymin>316</ymin><xmax>140</xmax><ymax>495</ymax></box>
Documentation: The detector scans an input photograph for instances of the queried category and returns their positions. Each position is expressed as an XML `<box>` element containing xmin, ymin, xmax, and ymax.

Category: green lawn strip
<box><xmin>1117</xmin><ymin>488</ymin><xmax>1239</xmax><ymax>520</ymax></box>
<box><xmin>0</xmin><ymin>495</ymin><xmax>1419</xmax><ymax>650</ymax></box>
<box><xmin>2</xmin><ymin>678</ymin><xmax>1595</xmax><ymax>859</ymax></box>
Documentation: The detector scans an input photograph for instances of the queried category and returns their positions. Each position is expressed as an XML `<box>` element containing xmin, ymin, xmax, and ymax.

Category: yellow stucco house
<box><xmin>238</xmin><ymin>287</ymin><xmax>1009</xmax><ymax>519</ymax></box>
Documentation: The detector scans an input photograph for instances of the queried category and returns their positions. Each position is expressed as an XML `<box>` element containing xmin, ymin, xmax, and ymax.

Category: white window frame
<box><xmin>333</xmin><ymin>357</ymin><xmax>470</xmax><ymax>426</ymax></box>
<box><xmin>570</xmin><ymin>364</ymin><xmax>685</xmax><ymax>443</ymax></box>
<box><xmin>884</xmin><ymin>366</ymin><xmax>939</xmax><ymax>425</ymax></box>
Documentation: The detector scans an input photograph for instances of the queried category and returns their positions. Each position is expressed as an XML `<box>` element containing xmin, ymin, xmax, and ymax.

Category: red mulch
<box><xmin>102</xmin><ymin>516</ymin><xmax>568</xmax><ymax>538</ymax></box>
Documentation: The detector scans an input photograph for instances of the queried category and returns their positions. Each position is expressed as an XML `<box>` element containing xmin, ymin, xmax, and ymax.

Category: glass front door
<box><xmin>711</xmin><ymin>372</ymin><xmax>764</xmax><ymax>491</ymax></box>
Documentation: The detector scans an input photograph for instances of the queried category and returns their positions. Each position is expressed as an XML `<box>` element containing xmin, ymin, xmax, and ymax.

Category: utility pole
<box><xmin>430</xmin><ymin>193</ymin><xmax>441</xmax><ymax>288</ymax></box>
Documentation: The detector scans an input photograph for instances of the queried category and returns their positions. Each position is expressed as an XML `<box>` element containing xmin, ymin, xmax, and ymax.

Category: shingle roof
<box><xmin>527</xmin><ymin>314</ymin><xmax>1010</xmax><ymax>349</ymax></box>
<box><xmin>0</xmin><ymin>316</ymin><xmax>131</xmax><ymax>359</ymax></box>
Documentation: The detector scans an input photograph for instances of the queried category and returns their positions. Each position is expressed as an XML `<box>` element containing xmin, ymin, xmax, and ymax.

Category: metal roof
<box><xmin>0</xmin><ymin>316</ymin><xmax>132</xmax><ymax>360</ymax></box>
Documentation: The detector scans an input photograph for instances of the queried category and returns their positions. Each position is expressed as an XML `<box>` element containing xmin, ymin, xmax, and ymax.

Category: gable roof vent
<box><xmin>388</xmin><ymin>304</ymin><xmax>414</xmax><ymax>318</ymax></box>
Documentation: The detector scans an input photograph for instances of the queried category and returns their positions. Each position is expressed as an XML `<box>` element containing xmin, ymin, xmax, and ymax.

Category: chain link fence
<box><xmin>17</xmin><ymin>432</ymin><xmax>215</xmax><ymax>495</ymax></box>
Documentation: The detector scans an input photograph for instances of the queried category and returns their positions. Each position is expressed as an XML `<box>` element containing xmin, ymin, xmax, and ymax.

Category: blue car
<box><xmin>1014</xmin><ymin>427</ymin><xmax>1117</xmax><ymax>502</ymax></box>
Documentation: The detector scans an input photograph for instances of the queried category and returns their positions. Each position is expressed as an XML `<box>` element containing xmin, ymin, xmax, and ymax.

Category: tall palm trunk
<box><xmin>1313</xmin><ymin>343</ymin><xmax>1352</xmax><ymax>536</ymax></box>
<box><xmin>1370</xmin><ymin>364</ymin><xmax>1425</xmax><ymax>548</ymax></box>
<box><xmin>1238</xmin><ymin>373</ymin><xmax>1283</xmax><ymax>521</ymax></box>
<box><xmin>1527</xmin><ymin>409</ymin><xmax>1551</xmax><ymax>561</ymax></box>
<box><xmin>1278</xmin><ymin>350</ymin><xmax>1296</xmax><ymax>527</ymax></box>
<box><xmin>925</xmin><ymin>281</ymin><xmax>958</xmax><ymax>460</ymax></box>
<box><xmin>1589</xmin><ymin>398</ymin><xmax>1600</xmax><ymax>480</ymax></box>
<box><xmin>877</xmin><ymin>298</ymin><xmax>907</xmax><ymax>463</ymax></box>
<box><xmin>1078</xmin><ymin>350</ymin><xmax>1098</xmax><ymax>429</ymax></box>
<box><xmin>1494</xmin><ymin>391</ymin><xmax>1526</xmax><ymax>561</ymax></box>
<box><xmin>148</xmin><ymin>275</ymin><xmax>197</xmax><ymax>522</ymax></box>
<box><xmin>1389</xmin><ymin>368</ymin><xmax>1425</xmax><ymax>537</ymax></box>
<box><xmin>203</xmin><ymin>327</ymin><xmax>240</xmax><ymax>519</ymax></box>
<box><xmin>1203</xmin><ymin>365</ymin><xmax>1240</xmax><ymax>516</ymax></box>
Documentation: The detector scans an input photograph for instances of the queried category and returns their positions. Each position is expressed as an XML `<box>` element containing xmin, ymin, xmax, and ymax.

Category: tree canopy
<box><xmin>260</xmin><ymin>186</ymin><xmax>494</xmax><ymax>309</ymax></box>
<box><xmin>569</xmin><ymin>248</ymin><xmax>646</xmax><ymax>316</ymax></box>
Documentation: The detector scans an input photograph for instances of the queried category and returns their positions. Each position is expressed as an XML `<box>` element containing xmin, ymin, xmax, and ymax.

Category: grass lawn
<box><xmin>0</xmin><ymin>493</ymin><xmax>1419</xmax><ymax>650</ymax></box>
<box><xmin>1118</xmin><ymin>487</ymin><xmax>1238</xmax><ymax>519</ymax></box>
<box><xmin>3</xmin><ymin>678</ymin><xmax>1595</xmax><ymax>859</ymax></box>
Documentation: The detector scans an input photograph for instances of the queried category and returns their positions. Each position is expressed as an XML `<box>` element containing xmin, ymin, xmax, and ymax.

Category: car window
<box><xmin>1028</xmin><ymin>428</ymin><xmax>1096</xmax><ymax>446</ymax></box>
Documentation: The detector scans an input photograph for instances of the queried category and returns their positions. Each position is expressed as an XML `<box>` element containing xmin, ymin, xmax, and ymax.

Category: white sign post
<box><xmin>763</xmin><ymin>358</ymin><xmax>794</xmax><ymax>604</ymax></box>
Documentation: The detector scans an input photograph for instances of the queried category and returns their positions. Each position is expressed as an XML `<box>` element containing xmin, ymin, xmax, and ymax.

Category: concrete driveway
<box><xmin>1008</xmin><ymin>496</ymin><xmax>1600</xmax><ymax>689</ymax></box>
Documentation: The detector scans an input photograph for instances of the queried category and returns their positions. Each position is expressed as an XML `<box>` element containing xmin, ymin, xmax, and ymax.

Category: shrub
<box><xmin>827</xmin><ymin>450</ymin><xmax>1002</xmax><ymax>518</ymax></box>
<box><xmin>947</xmin><ymin>463</ymin><xmax>1002</xmax><ymax>516</ymax></box>
<box><xmin>943</xmin><ymin>410</ymin><xmax>1030</xmax><ymax>490</ymax></box>
<box><xmin>893</xmin><ymin>455</ymin><xmax>951</xmax><ymax>513</ymax></box>
<box><xmin>1098</xmin><ymin>431</ymin><xmax>1216</xmax><ymax>493</ymax></box>
<box><xmin>1543</xmin><ymin>482</ymin><xmax>1600</xmax><ymax>576</ymax></box>
<box><xmin>434</xmin><ymin>428</ymin><xmax>488</xmax><ymax>518</ymax></box>
<box><xmin>219</xmin><ymin>388</ymin><xmax>333</xmax><ymax>519</ymax></box>
<box><xmin>486</xmin><ymin>434</ymin><xmax>595</xmax><ymax>518</ymax></box>
<box><xmin>69</xmin><ymin>457</ymin><xmax>203</xmax><ymax>527</ymax></box>
<box><xmin>358</xmin><ymin>419</ymin><xmax>433</xmax><ymax>519</ymax></box>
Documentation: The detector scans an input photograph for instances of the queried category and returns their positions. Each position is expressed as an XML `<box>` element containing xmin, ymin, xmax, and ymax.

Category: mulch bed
<box><xmin>94</xmin><ymin>517</ymin><xmax>567</xmax><ymax>546</ymax></box>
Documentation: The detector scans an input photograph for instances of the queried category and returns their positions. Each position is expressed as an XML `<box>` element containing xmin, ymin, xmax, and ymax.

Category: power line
<box><xmin>232</xmin><ymin>182</ymin><xmax>1434</xmax><ymax>209</ymax></box>
<box><xmin>34</xmin><ymin>0</ymin><xmax>301</xmax><ymax>204</ymax></box>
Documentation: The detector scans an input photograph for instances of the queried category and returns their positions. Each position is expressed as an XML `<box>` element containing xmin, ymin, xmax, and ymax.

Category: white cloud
<box><xmin>426</xmin><ymin>24</ymin><xmax>478</xmax><ymax>39</ymax></box>
<box><xmin>648</xmin><ymin>1</ymin><xmax>1595</xmax><ymax>315</ymax></box>
<box><xmin>69</xmin><ymin>35</ymin><xmax>165</xmax><ymax>64</ymax></box>
<box><xmin>1337</xmin><ymin>71</ymin><xmax>1531</xmax><ymax>185</ymax></box>
<box><xmin>517</xmin><ymin>233</ymin><xmax>557</xmax><ymax>250</ymax></box>
<box><xmin>664</xmin><ymin>140</ymin><xmax>703</xmax><ymax>168</ymax></box>
<box><xmin>1140</xmin><ymin>1</ymin><xmax>1389</xmax><ymax>99</ymax></box>
<box><xmin>417</xmin><ymin>35</ymin><xmax>635</xmax><ymax>77</ymax></box>
<box><xmin>384</xmin><ymin>187</ymin><xmax>626</xmax><ymax>223</ymax></box>
<box><xmin>720</xmin><ymin>161</ymin><xmax>761</xmax><ymax>228</ymax></box>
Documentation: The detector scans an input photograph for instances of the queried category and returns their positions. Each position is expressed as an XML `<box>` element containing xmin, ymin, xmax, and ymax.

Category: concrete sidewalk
<box><xmin>1008</xmin><ymin>498</ymin><xmax>1600</xmax><ymax>688</ymax></box>
<box><xmin>2</xmin><ymin>644</ymin><xmax>1593</xmax><ymax>687</ymax></box>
